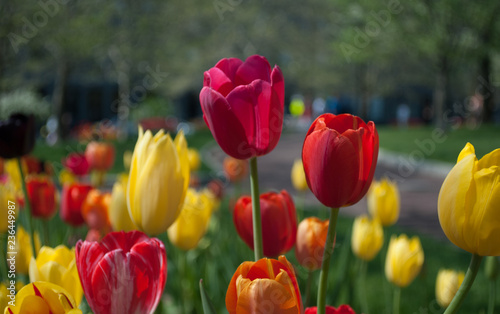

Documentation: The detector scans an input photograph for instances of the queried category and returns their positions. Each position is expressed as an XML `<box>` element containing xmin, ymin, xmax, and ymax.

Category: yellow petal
<box><xmin>457</xmin><ymin>142</ymin><xmax>475</xmax><ymax>163</ymax></box>
<box><xmin>235</xmin><ymin>278</ymin><xmax>298</xmax><ymax>314</ymax></box>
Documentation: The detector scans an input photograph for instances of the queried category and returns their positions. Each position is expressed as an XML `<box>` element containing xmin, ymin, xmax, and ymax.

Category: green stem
<box><xmin>487</xmin><ymin>280</ymin><xmax>496</xmax><ymax>314</ymax></box>
<box><xmin>316</xmin><ymin>207</ymin><xmax>340</xmax><ymax>314</ymax></box>
<box><xmin>393</xmin><ymin>286</ymin><xmax>401</xmax><ymax>314</ymax></box>
<box><xmin>359</xmin><ymin>259</ymin><xmax>369</xmax><ymax>314</ymax></box>
<box><xmin>444</xmin><ymin>254</ymin><xmax>483</xmax><ymax>314</ymax></box>
<box><xmin>42</xmin><ymin>219</ymin><xmax>50</xmax><ymax>247</ymax></box>
<box><xmin>17</xmin><ymin>158</ymin><xmax>37</xmax><ymax>258</ymax></box>
<box><xmin>249</xmin><ymin>157</ymin><xmax>263</xmax><ymax>261</ymax></box>
<box><xmin>305</xmin><ymin>269</ymin><xmax>313</xmax><ymax>307</ymax></box>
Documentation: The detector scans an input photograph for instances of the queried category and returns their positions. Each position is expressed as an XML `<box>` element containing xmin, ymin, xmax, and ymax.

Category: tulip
<box><xmin>167</xmin><ymin>188</ymin><xmax>214</xmax><ymax>250</ymax></box>
<box><xmin>4</xmin><ymin>159</ymin><xmax>23</xmax><ymax>193</ymax></box>
<box><xmin>435</xmin><ymin>269</ymin><xmax>464</xmax><ymax>308</ymax></box>
<box><xmin>4</xmin><ymin>282</ymin><xmax>82</xmax><ymax>314</ymax></box>
<box><xmin>223</xmin><ymin>156</ymin><xmax>248</xmax><ymax>183</ymax></box>
<box><xmin>302</xmin><ymin>113</ymin><xmax>379</xmax><ymax>208</ymax></box>
<box><xmin>15</xmin><ymin>227</ymin><xmax>41</xmax><ymax>274</ymax></box>
<box><xmin>0</xmin><ymin>177</ymin><xmax>16</xmax><ymax>233</ymax></box>
<box><xmin>109</xmin><ymin>175</ymin><xmax>136</xmax><ymax>232</ymax></box>
<box><xmin>367</xmin><ymin>178</ymin><xmax>400</xmax><ymax>226</ymax></box>
<box><xmin>58</xmin><ymin>169</ymin><xmax>77</xmax><ymax>185</ymax></box>
<box><xmin>385</xmin><ymin>234</ymin><xmax>424</xmax><ymax>288</ymax></box>
<box><xmin>123</xmin><ymin>150</ymin><xmax>133</xmax><ymax>171</ymax></box>
<box><xmin>200</xmin><ymin>55</ymin><xmax>285</xmax><ymax>159</ymax></box>
<box><xmin>0</xmin><ymin>283</ymin><xmax>7</xmax><ymax>311</ymax></box>
<box><xmin>233</xmin><ymin>190</ymin><xmax>297</xmax><ymax>257</ymax></box>
<box><xmin>0</xmin><ymin>113</ymin><xmax>35</xmax><ymax>159</ymax></box>
<box><xmin>295</xmin><ymin>217</ymin><xmax>330</xmax><ymax>270</ymax></box>
<box><xmin>29</xmin><ymin>245</ymin><xmax>83</xmax><ymax>306</ymax></box>
<box><xmin>60</xmin><ymin>183</ymin><xmax>93</xmax><ymax>226</ymax></box>
<box><xmin>84</xmin><ymin>141</ymin><xmax>115</xmax><ymax>172</ymax></box>
<box><xmin>438</xmin><ymin>142</ymin><xmax>500</xmax><ymax>256</ymax></box>
<box><xmin>75</xmin><ymin>230</ymin><xmax>167</xmax><ymax>314</ymax></box>
<box><xmin>62</xmin><ymin>153</ymin><xmax>90</xmax><ymax>176</ymax></box>
<box><xmin>305</xmin><ymin>305</ymin><xmax>356</xmax><ymax>314</ymax></box>
<box><xmin>188</xmin><ymin>148</ymin><xmax>201</xmax><ymax>171</ymax></box>
<box><xmin>26</xmin><ymin>175</ymin><xmax>57</xmax><ymax>219</ymax></box>
<box><xmin>81</xmin><ymin>189</ymin><xmax>111</xmax><ymax>231</ymax></box>
<box><xmin>226</xmin><ymin>256</ymin><xmax>302</xmax><ymax>314</ymax></box>
<box><xmin>127</xmin><ymin>127</ymin><xmax>190</xmax><ymax>235</ymax></box>
<box><xmin>291</xmin><ymin>159</ymin><xmax>308</xmax><ymax>192</ymax></box>
<box><xmin>351</xmin><ymin>215</ymin><xmax>384</xmax><ymax>261</ymax></box>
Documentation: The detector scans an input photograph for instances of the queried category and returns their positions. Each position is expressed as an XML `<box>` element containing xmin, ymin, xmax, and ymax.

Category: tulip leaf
<box><xmin>199</xmin><ymin>279</ymin><xmax>217</xmax><ymax>314</ymax></box>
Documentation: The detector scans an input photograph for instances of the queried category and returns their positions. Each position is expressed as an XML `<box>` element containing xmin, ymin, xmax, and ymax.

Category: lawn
<box><xmin>22</xmin><ymin>123</ymin><xmax>500</xmax><ymax>313</ymax></box>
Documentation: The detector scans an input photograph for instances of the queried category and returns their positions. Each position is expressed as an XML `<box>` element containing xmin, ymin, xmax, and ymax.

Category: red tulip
<box><xmin>63</xmin><ymin>152</ymin><xmax>90</xmax><ymax>176</ymax></box>
<box><xmin>60</xmin><ymin>183</ymin><xmax>93</xmax><ymax>226</ymax></box>
<box><xmin>85</xmin><ymin>141</ymin><xmax>115</xmax><ymax>171</ymax></box>
<box><xmin>200</xmin><ymin>55</ymin><xmax>285</xmax><ymax>159</ymax></box>
<box><xmin>302</xmin><ymin>114</ymin><xmax>378</xmax><ymax>208</ymax></box>
<box><xmin>75</xmin><ymin>230</ymin><xmax>167</xmax><ymax>314</ymax></box>
<box><xmin>233</xmin><ymin>190</ymin><xmax>297</xmax><ymax>257</ymax></box>
<box><xmin>226</xmin><ymin>256</ymin><xmax>303</xmax><ymax>314</ymax></box>
<box><xmin>305</xmin><ymin>305</ymin><xmax>356</xmax><ymax>314</ymax></box>
<box><xmin>26</xmin><ymin>176</ymin><xmax>57</xmax><ymax>219</ymax></box>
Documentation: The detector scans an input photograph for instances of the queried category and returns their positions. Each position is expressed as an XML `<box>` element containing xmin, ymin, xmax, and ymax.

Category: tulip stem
<box><xmin>316</xmin><ymin>207</ymin><xmax>340</xmax><ymax>314</ymax></box>
<box><xmin>0</xmin><ymin>233</ymin><xmax>7</xmax><ymax>281</ymax></box>
<box><xmin>393</xmin><ymin>286</ymin><xmax>401</xmax><ymax>314</ymax></box>
<box><xmin>487</xmin><ymin>280</ymin><xmax>496</xmax><ymax>314</ymax></box>
<box><xmin>359</xmin><ymin>259</ymin><xmax>369</xmax><ymax>314</ymax></box>
<box><xmin>305</xmin><ymin>269</ymin><xmax>313</xmax><ymax>307</ymax></box>
<box><xmin>249</xmin><ymin>157</ymin><xmax>264</xmax><ymax>261</ymax></box>
<box><xmin>17</xmin><ymin>158</ymin><xmax>37</xmax><ymax>258</ymax></box>
<box><xmin>444</xmin><ymin>253</ymin><xmax>483</xmax><ymax>314</ymax></box>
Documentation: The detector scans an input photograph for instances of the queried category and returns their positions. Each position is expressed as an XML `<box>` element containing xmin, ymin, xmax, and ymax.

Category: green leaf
<box><xmin>199</xmin><ymin>279</ymin><xmax>217</xmax><ymax>314</ymax></box>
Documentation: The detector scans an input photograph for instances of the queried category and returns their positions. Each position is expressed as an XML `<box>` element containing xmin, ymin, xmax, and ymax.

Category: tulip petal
<box><xmin>478</xmin><ymin>148</ymin><xmax>500</xmax><ymax>170</ymax></box>
<box><xmin>200</xmin><ymin>87</ymin><xmax>252</xmax><ymax>159</ymax></box>
<box><xmin>204</xmin><ymin>67</ymin><xmax>234</xmax><ymax>97</ymax></box>
<box><xmin>271</xmin><ymin>66</ymin><xmax>285</xmax><ymax>108</ymax></box>
<box><xmin>75</xmin><ymin>241</ymin><xmax>106</xmax><ymax>310</ymax></box>
<box><xmin>214</xmin><ymin>57</ymin><xmax>243</xmax><ymax>83</ymax></box>
<box><xmin>234</xmin><ymin>55</ymin><xmax>271</xmax><ymax>85</ymax></box>
<box><xmin>303</xmin><ymin>128</ymin><xmax>359</xmax><ymax>208</ymax></box>
<box><xmin>235</xmin><ymin>278</ymin><xmax>297</xmax><ymax>314</ymax></box>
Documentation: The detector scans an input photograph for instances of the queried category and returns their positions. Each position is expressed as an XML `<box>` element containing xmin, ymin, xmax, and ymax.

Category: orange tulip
<box><xmin>81</xmin><ymin>189</ymin><xmax>111</xmax><ymax>231</ymax></box>
<box><xmin>84</xmin><ymin>141</ymin><xmax>115</xmax><ymax>171</ymax></box>
<box><xmin>295</xmin><ymin>217</ymin><xmax>330</xmax><ymax>270</ymax></box>
<box><xmin>223</xmin><ymin>156</ymin><xmax>248</xmax><ymax>183</ymax></box>
<box><xmin>226</xmin><ymin>256</ymin><xmax>303</xmax><ymax>314</ymax></box>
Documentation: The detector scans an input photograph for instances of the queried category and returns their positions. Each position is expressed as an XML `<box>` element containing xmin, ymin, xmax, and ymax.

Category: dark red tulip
<box><xmin>63</xmin><ymin>152</ymin><xmax>90</xmax><ymax>176</ymax></box>
<box><xmin>26</xmin><ymin>176</ymin><xmax>57</xmax><ymax>219</ymax></box>
<box><xmin>0</xmin><ymin>113</ymin><xmax>35</xmax><ymax>159</ymax></box>
<box><xmin>305</xmin><ymin>305</ymin><xmax>356</xmax><ymax>314</ymax></box>
<box><xmin>233</xmin><ymin>190</ymin><xmax>297</xmax><ymax>257</ymax></box>
<box><xmin>200</xmin><ymin>55</ymin><xmax>285</xmax><ymax>159</ymax></box>
<box><xmin>302</xmin><ymin>114</ymin><xmax>378</xmax><ymax>208</ymax></box>
<box><xmin>60</xmin><ymin>183</ymin><xmax>93</xmax><ymax>226</ymax></box>
<box><xmin>85</xmin><ymin>141</ymin><xmax>115</xmax><ymax>171</ymax></box>
<box><xmin>76</xmin><ymin>230</ymin><xmax>167</xmax><ymax>314</ymax></box>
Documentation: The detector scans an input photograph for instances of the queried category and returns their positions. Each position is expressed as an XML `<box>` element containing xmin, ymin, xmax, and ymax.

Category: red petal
<box><xmin>234</xmin><ymin>55</ymin><xmax>271</xmax><ymax>85</ymax></box>
<box><xmin>100</xmin><ymin>230</ymin><xmax>149</xmax><ymax>253</ymax></box>
<box><xmin>233</xmin><ymin>196</ymin><xmax>254</xmax><ymax>250</ymax></box>
<box><xmin>215</xmin><ymin>57</ymin><xmax>243</xmax><ymax>83</ymax></box>
<box><xmin>200</xmin><ymin>87</ymin><xmax>253</xmax><ymax>159</ymax></box>
<box><xmin>271</xmin><ymin>65</ymin><xmax>285</xmax><ymax>107</ymax></box>
<box><xmin>75</xmin><ymin>240</ymin><xmax>106</xmax><ymax>311</ymax></box>
<box><xmin>204</xmin><ymin>68</ymin><xmax>234</xmax><ymax>97</ymax></box>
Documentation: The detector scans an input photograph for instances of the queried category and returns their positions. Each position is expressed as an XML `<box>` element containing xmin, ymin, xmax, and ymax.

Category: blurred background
<box><xmin>1</xmin><ymin>0</ymin><xmax>500</xmax><ymax>140</ymax></box>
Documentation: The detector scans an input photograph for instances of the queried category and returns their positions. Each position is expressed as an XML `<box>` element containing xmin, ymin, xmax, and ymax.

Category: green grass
<box><xmin>22</xmin><ymin>126</ymin><xmax>500</xmax><ymax>313</ymax></box>
<box><xmin>377</xmin><ymin>124</ymin><xmax>500</xmax><ymax>163</ymax></box>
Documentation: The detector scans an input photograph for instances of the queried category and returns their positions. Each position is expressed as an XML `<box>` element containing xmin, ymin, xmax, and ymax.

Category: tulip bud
<box><xmin>367</xmin><ymin>178</ymin><xmax>400</xmax><ymax>226</ymax></box>
<box><xmin>26</xmin><ymin>175</ymin><xmax>57</xmax><ymax>219</ymax></box>
<box><xmin>223</xmin><ymin>156</ymin><xmax>248</xmax><ymax>183</ymax></box>
<box><xmin>385</xmin><ymin>234</ymin><xmax>424</xmax><ymax>288</ymax></box>
<box><xmin>188</xmin><ymin>148</ymin><xmax>201</xmax><ymax>171</ymax></box>
<box><xmin>295</xmin><ymin>217</ymin><xmax>330</xmax><ymax>270</ymax></box>
<box><xmin>351</xmin><ymin>215</ymin><xmax>384</xmax><ymax>261</ymax></box>
<box><xmin>435</xmin><ymin>269</ymin><xmax>464</xmax><ymax>308</ymax></box>
<box><xmin>291</xmin><ymin>159</ymin><xmax>308</xmax><ymax>192</ymax></box>
<box><xmin>109</xmin><ymin>175</ymin><xmax>136</xmax><ymax>231</ymax></box>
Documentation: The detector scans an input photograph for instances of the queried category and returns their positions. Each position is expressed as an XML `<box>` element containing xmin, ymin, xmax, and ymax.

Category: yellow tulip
<box><xmin>435</xmin><ymin>269</ymin><xmax>464</xmax><ymax>308</ymax></box>
<box><xmin>58</xmin><ymin>169</ymin><xmax>77</xmax><ymax>186</ymax></box>
<box><xmin>29</xmin><ymin>245</ymin><xmax>83</xmax><ymax>306</ymax></box>
<box><xmin>15</xmin><ymin>227</ymin><xmax>41</xmax><ymax>275</ymax></box>
<box><xmin>367</xmin><ymin>177</ymin><xmax>400</xmax><ymax>226</ymax></box>
<box><xmin>5</xmin><ymin>281</ymin><xmax>82</xmax><ymax>314</ymax></box>
<box><xmin>291</xmin><ymin>159</ymin><xmax>308</xmax><ymax>192</ymax></box>
<box><xmin>4</xmin><ymin>159</ymin><xmax>22</xmax><ymax>193</ymax></box>
<box><xmin>0</xmin><ymin>283</ymin><xmax>8</xmax><ymax>312</ymax></box>
<box><xmin>385</xmin><ymin>234</ymin><xmax>424</xmax><ymax>288</ymax></box>
<box><xmin>351</xmin><ymin>215</ymin><xmax>384</xmax><ymax>261</ymax></box>
<box><xmin>438</xmin><ymin>143</ymin><xmax>500</xmax><ymax>256</ymax></box>
<box><xmin>167</xmin><ymin>188</ymin><xmax>214</xmax><ymax>250</ymax></box>
<box><xmin>109</xmin><ymin>175</ymin><xmax>136</xmax><ymax>231</ymax></box>
<box><xmin>123</xmin><ymin>150</ymin><xmax>133</xmax><ymax>171</ymax></box>
<box><xmin>187</xmin><ymin>148</ymin><xmax>201</xmax><ymax>172</ymax></box>
<box><xmin>128</xmin><ymin>127</ymin><xmax>190</xmax><ymax>235</ymax></box>
<box><xmin>0</xmin><ymin>179</ymin><xmax>16</xmax><ymax>234</ymax></box>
